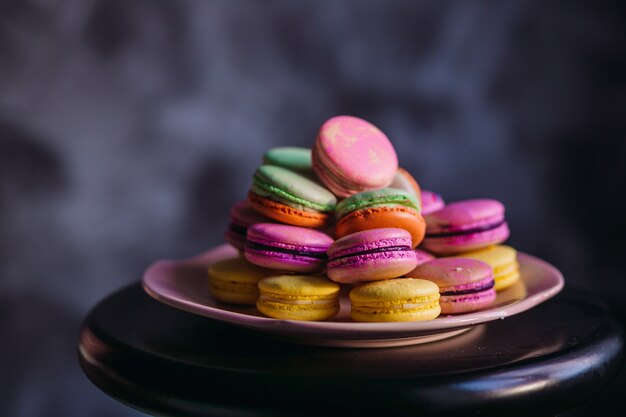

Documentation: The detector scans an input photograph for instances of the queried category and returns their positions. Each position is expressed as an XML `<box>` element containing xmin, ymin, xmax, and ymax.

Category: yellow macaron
<box><xmin>208</xmin><ymin>256</ymin><xmax>276</xmax><ymax>305</ymax></box>
<box><xmin>349</xmin><ymin>278</ymin><xmax>441</xmax><ymax>322</ymax></box>
<box><xmin>257</xmin><ymin>275</ymin><xmax>340</xmax><ymax>321</ymax></box>
<box><xmin>454</xmin><ymin>245</ymin><xmax>520</xmax><ymax>291</ymax></box>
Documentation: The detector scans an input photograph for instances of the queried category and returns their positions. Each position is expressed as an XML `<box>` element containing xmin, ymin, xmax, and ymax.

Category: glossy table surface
<box><xmin>78</xmin><ymin>284</ymin><xmax>624</xmax><ymax>417</ymax></box>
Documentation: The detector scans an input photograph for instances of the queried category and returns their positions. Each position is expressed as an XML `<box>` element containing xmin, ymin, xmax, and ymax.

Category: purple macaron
<box><xmin>409</xmin><ymin>258</ymin><xmax>496</xmax><ymax>314</ymax></box>
<box><xmin>245</xmin><ymin>223</ymin><xmax>333</xmax><ymax>273</ymax></box>
<box><xmin>421</xmin><ymin>199</ymin><xmax>510</xmax><ymax>255</ymax></box>
<box><xmin>327</xmin><ymin>228</ymin><xmax>418</xmax><ymax>284</ymax></box>
<box><xmin>225</xmin><ymin>200</ymin><xmax>275</xmax><ymax>251</ymax></box>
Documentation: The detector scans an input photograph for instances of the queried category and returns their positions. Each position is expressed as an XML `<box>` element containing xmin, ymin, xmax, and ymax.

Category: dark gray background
<box><xmin>0</xmin><ymin>1</ymin><xmax>624</xmax><ymax>416</ymax></box>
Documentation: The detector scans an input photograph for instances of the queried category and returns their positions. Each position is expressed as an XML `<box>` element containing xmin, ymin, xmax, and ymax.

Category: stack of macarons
<box><xmin>208</xmin><ymin>114</ymin><xmax>520</xmax><ymax>322</ymax></box>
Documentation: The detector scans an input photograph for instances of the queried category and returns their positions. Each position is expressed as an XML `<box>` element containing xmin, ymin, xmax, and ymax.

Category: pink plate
<box><xmin>142</xmin><ymin>244</ymin><xmax>563</xmax><ymax>348</ymax></box>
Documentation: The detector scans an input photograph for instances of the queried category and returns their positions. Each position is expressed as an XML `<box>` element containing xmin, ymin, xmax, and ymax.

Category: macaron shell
<box><xmin>253</xmin><ymin>165</ymin><xmax>337</xmax><ymax>212</ymax></box>
<box><xmin>425</xmin><ymin>199</ymin><xmax>505</xmax><ymax>234</ymax></box>
<box><xmin>495</xmin><ymin>269</ymin><xmax>520</xmax><ymax>291</ymax></box>
<box><xmin>230</xmin><ymin>200</ymin><xmax>275</xmax><ymax>227</ymax></box>
<box><xmin>248</xmin><ymin>192</ymin><xmax>331</xmax><ymax>228</ymax></box>
<box><xmin>351</xmin><ymin>305</ymin><xmax>441</xmax><ymax>322</ymax></box>
<box><xmin>405</xmin><ymin>249</ymin><xmax>436</xmax><ymax>276</ymax></box>
<box><xmin>439</xmin><ymin>288</ymin><xmax>496</xmax><ymax>315</ymax></box>
<box><xmin>420</xmin><ymin>190</ymin><xmax>445</xmax><ymax>215</ymax></box>
<box><xmin>390</xmin><ymin>168</ymin><xmax>422</xmax><ymax>200</ymax></box>
<box><xmin>335</xmin><ymin>207</ymin><xmax>426</xmax><ymax>248</ymax></box>
<box><xmin>208</xmin><ymin>257</ymin><xmax>276</xmax><ymax>305</ymax></box>
<box><xmin>313</xmin><ymin>115</ymin><xmax>398</xmax><ymax>196</ymax></box>
<box><xmin>327</xmin><ymin>250</ymin><xmax>418</xmax><ymax>284</ymax></box>
<box><xmin>455</xmin><ymin>244</ymin><xmax>517</xmax><ymax>267</ymax></box>
<box><xmin>408</xmin><ymin>258</ymin><xmax>493</xmax><ymax>288</ymax></box>
<box><xmin>247</xmin><ymin>223</ymin><xmax>333</xmax><ymax>249</ymax></box>
<box><xmin>256</xmin><ymin>300</ymin><xmax>339</xmax><ymax>321</ymax></box>
<box><xmin>258</xmin><ymin>274</ymin><xmax>339</xmax><ymax>296</ymax></box>
<box><xmin>415</xmin><ymin>249</ymin><xmax>436</xmax><ymax>265</ymax></box>
<box><xmin>244</xmin><ymin>249</ymin><xmax>324</xmax><ymax>273</ymax></box>
<box><xmin>421</xmin><ymin>222</ymin><xmax>510</xmax><ymax>255</ymax></box>
<box><xmin>262</xmin><ymin>147</ymin><xmax>312</xmax><ymax>172</ymax></box>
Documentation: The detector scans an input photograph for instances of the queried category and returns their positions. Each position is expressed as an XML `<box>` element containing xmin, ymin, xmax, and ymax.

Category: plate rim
<box><xmin>142</xmin><ymin>244</ymin><xmax>564</xmax><ymax>335</ymax></box>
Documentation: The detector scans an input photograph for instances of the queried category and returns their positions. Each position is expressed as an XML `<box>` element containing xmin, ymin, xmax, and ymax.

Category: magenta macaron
<box><xmin>312</xmin><ymin>115</ymin><xmax>398</xmax><ymax>197</ymax></box>
<box><xmin>244</xmin><ymin>223</ymin><xmax>333</xmax><ymax>273</ymax></box>
<box><xmin>420</xmin><ymin>190</ymin><xmax>445</xmax><ymax>215</ymax></box>
<box><xmin>409</xmin><ymin>258</ymin><xmax>496</xmax><ymax>314</ymax></box>
<box><xmin>326</xmin><ymin>228</ymin><xmax>418</xmax><ymax>284</ymax></box>
<box><xmin>224</xmin><ymin>200</ymin><xmax>275</xmax><ymax>251</ymax></box>
<box><xmin>421</xmin><ymin>199</ymin><xmax>510</xmax><ymax>255</ymax></box>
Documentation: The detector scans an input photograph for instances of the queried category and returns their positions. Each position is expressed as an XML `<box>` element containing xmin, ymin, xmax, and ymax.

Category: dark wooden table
<box><xmin>78</xmin><ymin>284</ymin><xmax>624</xmax><ymax>417</ymax></box>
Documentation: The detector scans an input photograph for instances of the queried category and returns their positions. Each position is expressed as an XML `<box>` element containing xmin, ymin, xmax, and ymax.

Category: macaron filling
<box><xmin>426</xmin><ymin>219</ymin><xmax>506</xmax><ymax>238</ymax></box>
<box><xmin>246</xmin><ymin>241</ymin><xmax>328</xmax><ymax>260</ymax></box>
<box><xmin>328</xmin><ymin>245</ymin><xmax>412</xmax><ymax>263</ymax></box>
<box><xmin>259</xmin><ymin>293</ymin><xmax>338</xmax><ymax>307</ymax></box>
<box><xmin>440</xmin><ymin>280</ymin><xmax>495</xmax><ymax>296</ymax></box>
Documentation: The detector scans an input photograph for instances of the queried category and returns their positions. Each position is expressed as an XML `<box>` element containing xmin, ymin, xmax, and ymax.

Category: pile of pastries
<box><xmin>209</xmin><ymin>115</ymin><xmax>520</xmax><ymax>322</ymax></box>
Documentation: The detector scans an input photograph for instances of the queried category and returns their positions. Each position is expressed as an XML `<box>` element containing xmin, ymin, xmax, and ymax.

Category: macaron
<box><xmin>405</xmin><ymin>249</ymin><xmax>436</xmax><ymax>276</ymax></box>
<box><xmin>257</xmin><ymin>275</ymin><xmax>340</xmax><ymax>321</ymax></box>
<box><xmin>420</xmin><ymin>190</ymin><xmax>445</xmax><ymax>215</ymax></box>
<box><xmin>224</xmin><ymin>200</ymin><xmax>275</xmax><ymax>251</ymax></box>
<box><xmin>312</xmin><ymin>115</ymin><xmax>398</xmax><ymax>197</ymax></box>
<box><xmin>390</xmin><ymin>167</ymin><xmax>422</xmax><ymax>199</ymax></box>
<box><xmin>335</xmin><ymin>188</ymin><xmax>426</xmax><ymax>248</ymax></box>
<box><xmin>422</xmin><ymin>199</ymin><xmax>510</xmax><ymax>255</ymax></box>
<box><xmin>245</xmin><ymin>223</ymin><xmax>333</xmax><ymax>273</ymax></box>
<box><xmin>349</xmin><ymin>278</ymin><xmax>441</xmax><ymax>322</ymax></box>
<box><xmin>409</xmin><ymin>258</ymin><xmax>496</xmax><ymax>314</ymax></box>
<box><xmin>415</xmin><ymin>249</ymin><xmax>436</xmax><ymax>265</ymax></box>
<box><xmin>262</xmin><ymin>147</ymin><xmax>312</xmax><ymax>173</ymax></box>
<box><xmin>248</xmin><ymin>164</ymin><xmax>337</xmax><ymax>228</ymax></box>
<box><xmin>327</xmin><ymin>228</ymin><xmax>418</xmax><ymax>284</ymax></box>
<box><xmin>208</xmin><ymin>256</ymin><xmax>276</xmax><ymax>305</ymax></box>
<box><xmin>454</xmin><ymin>245</ymin><xmax>520</xmax><ymax>291</ymax></box>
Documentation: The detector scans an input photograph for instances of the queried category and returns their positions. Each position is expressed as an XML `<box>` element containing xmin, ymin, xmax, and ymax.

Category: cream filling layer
<box><xmin>258</xmin><ymin>294</ymin><xmax>336</xmax><ymax>306</ymax></box>
<box><xmin>351</xmin><ymin>294</ymin><xmax>440</xmax><ymax>313</ymax></box>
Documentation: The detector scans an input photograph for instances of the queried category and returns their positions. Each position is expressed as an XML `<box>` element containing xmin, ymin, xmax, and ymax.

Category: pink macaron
<box><xmin>245</xmin><ymin>223</ymin><xmax>333</xmax><ymax>273</ymax></box>
<box><xmin>420</xmin><ymin>190</ymin><xmax>445</xmax><ymax>215</ymax></box>
<box><xmin>405</xmin><ymin>249</ymin><xmax>436</xmax><ymax>276</ymax></box>
<box><xmin>224</xmin><ymin>200</ymin><xmax>275</xmax><ymax>251</ymax></box>
<box><xmin>312</xmin><ymin>115</ymin><xmax>398</xmax><ymax>197</ymax></box>
<box><xmin>327</xmin><ymin>228</ymin><xmax>418</xmax><ymax>284</ymax></box>
<box><xmin>421</xmin><ymin>199</ymin><xmax>510</xmax><ymax>255</ymax></box>
<box><xmin>409</xmin><ymin>258</ymin><xmax>496</xmax><ymax>314</ymax></box>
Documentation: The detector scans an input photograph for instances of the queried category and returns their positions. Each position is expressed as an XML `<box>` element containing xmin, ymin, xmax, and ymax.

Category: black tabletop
<box><xmin>78</xmin><ymin>284</ymin><xmax>624</xmax><ymax>417</ymax></box>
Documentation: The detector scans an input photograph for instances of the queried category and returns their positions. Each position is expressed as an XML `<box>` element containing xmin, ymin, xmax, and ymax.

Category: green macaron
<box><xmin>263</xmin><ymin>147</ymin><xmax>312</xmax><ymax>173</ymax></box>
<box><xmin>335</xmin><ymin>187</ymin><xmax>421</xmax><ymax>220</ymax></box>
<box><xmin>252</xmin><ymin>165</ymin><xmax>337</xmax><ymax>213</ymax></box>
